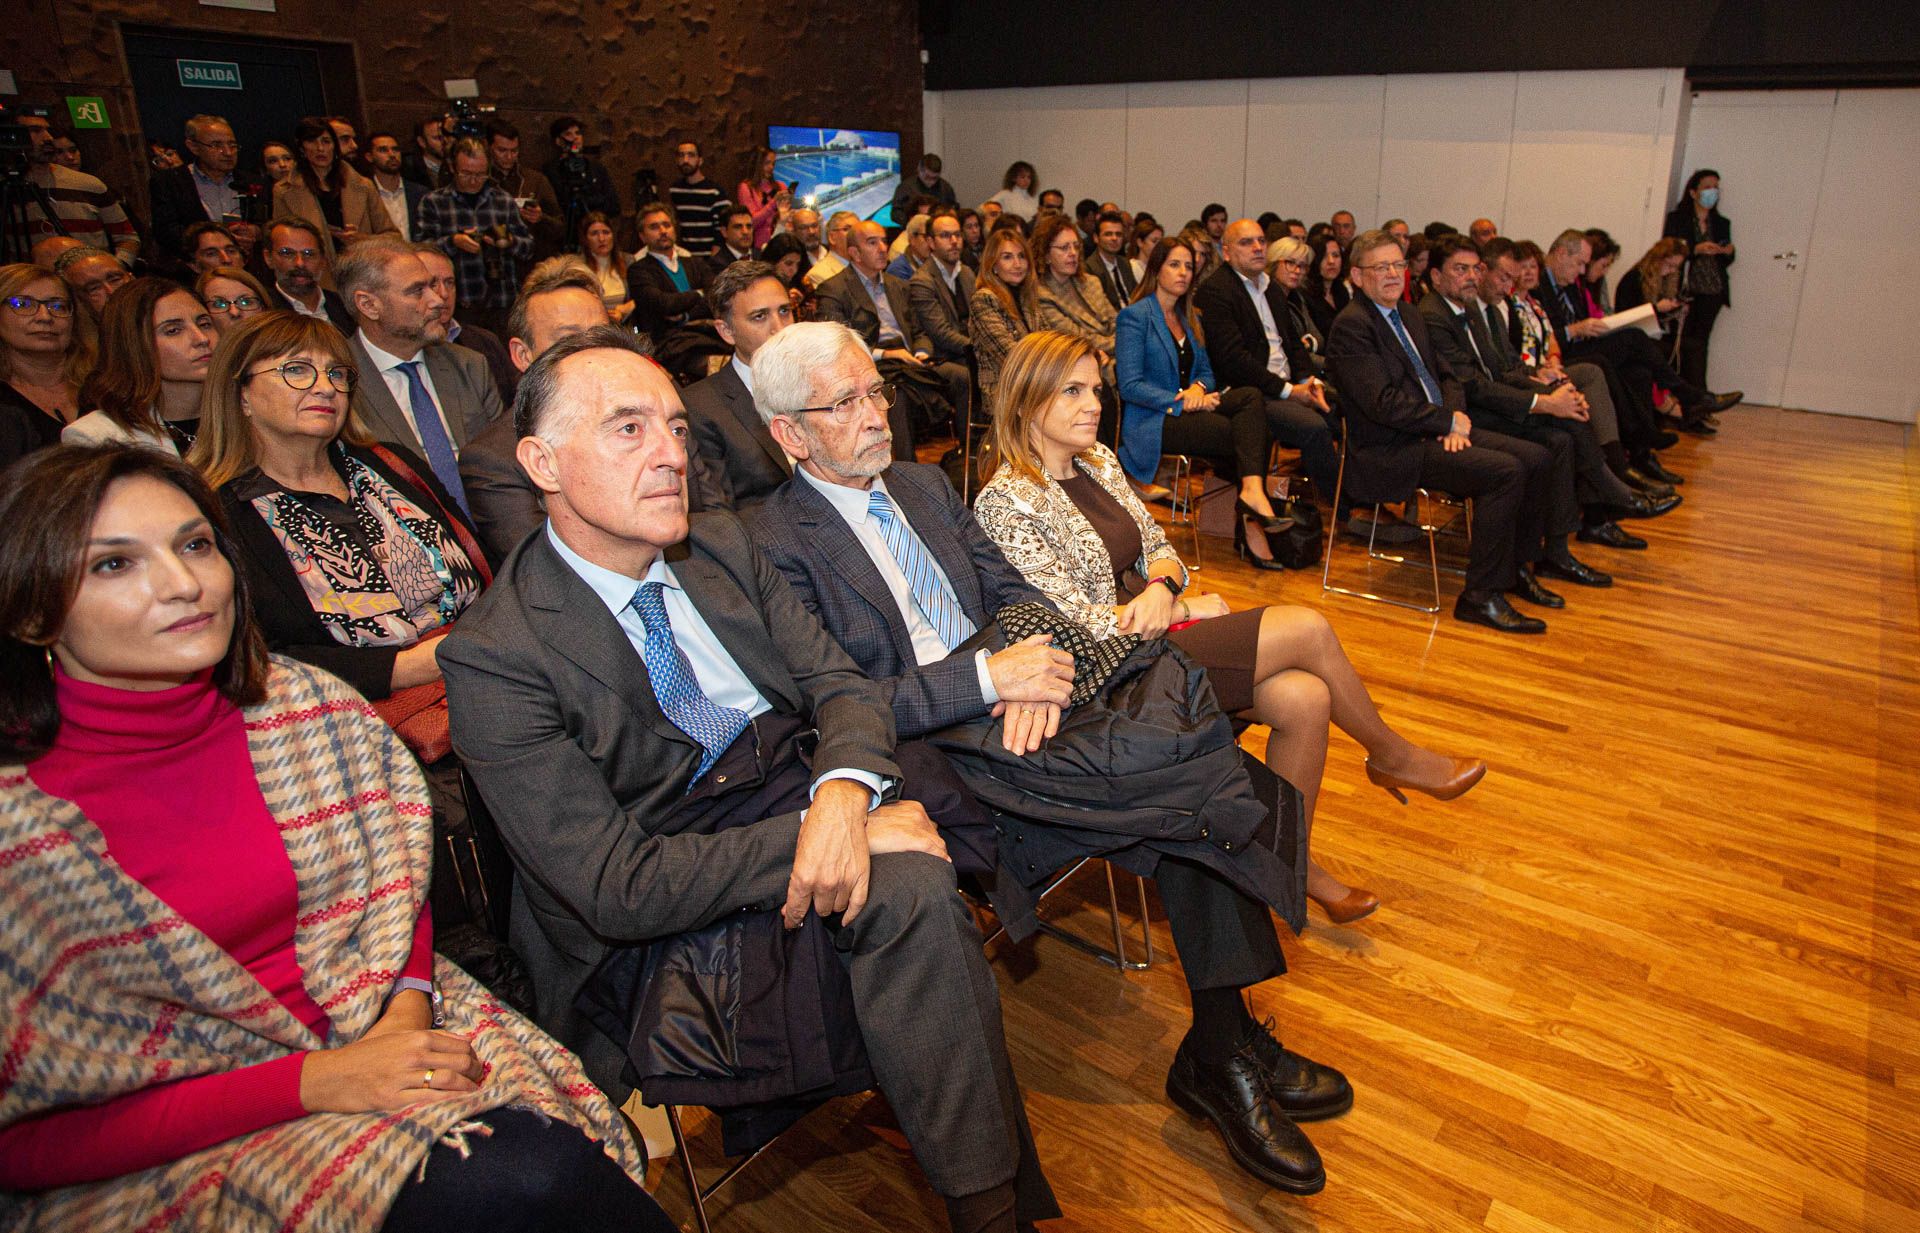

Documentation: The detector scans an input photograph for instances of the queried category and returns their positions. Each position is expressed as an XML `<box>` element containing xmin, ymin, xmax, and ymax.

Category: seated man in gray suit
<box><xmin>906</xmin><ymin>207</ymin><xmax>976</xmax><ymax>426</ymax></box>
<box><xmin>683</xmin><ymin>260</ymin><xmax>795</xmax><ymax>510</ymax></box>
<box><xmin>815</xmin><ymin>219</ymin><xmax>965</xmax><ymax>459</ymax></box>
<box><xmin>438</xmin><ymin>327</ymin><xmax>1056</xmax><ymax>1233</ymax></box>
<box><xmin>338</xmin><ymin>235</ymin><xmax>502</xmax><ymax>515</ymax></box>
<box><xmin>459</xmin><ymin>257</ymin><xmax>725</xmax><ymax>558</ymax></box>
<box><xmin>744</xmin><ymin>321</ymin><xmax>1349</xmax><ymax>1200</ymax></box>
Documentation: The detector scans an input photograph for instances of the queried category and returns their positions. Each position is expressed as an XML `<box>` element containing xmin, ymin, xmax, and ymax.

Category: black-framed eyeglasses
<box><xmin>205</xmin><ymin>295</ymin><xmax>263</xmax><ymax>312</ymax></box>
<box><xmin>3</xmin><ymin>294</ymin><xmax>74</xmax><ymax>318</ymax></box>
<box><xmin>244</xmin><ymin>359</ymin><xmax>355</xmax><ymax>391</ymax></box>
<box><xmin>1358</xmin><ymin>260</ymin><xmax>1410</xmax><ymax>274</ymax></box>
<box><xmin>274</xmin><ymin>246</ymin><xmax>319</xmax><ymax>262</ymax></box>
<box><xmin>794</xmin><ymin>382</ymin><xmax>897</xmax><ymax>424</ymax></box>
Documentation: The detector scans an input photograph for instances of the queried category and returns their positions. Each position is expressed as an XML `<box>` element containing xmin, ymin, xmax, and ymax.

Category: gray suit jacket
<box><xmin>439</xmin><ymin>513</ymin><xmax>900</xmax><ymax>1090</ymax></box>
<box><xmin>350</xmin><ymin>336</ymin><xmax>502</xmax><ymax>455</ymax></box>
<box><xmin>907</xmin><ymin>260</ymin><xmax>975</xmax><ymax>363</ymax></box>
<box><xmin>683</xmin><ymin>361</ymin><xmax>789</xmax><ymax>511</ymax></box>
<box><xmin>815</xmin><ymin>266</ymin><xmax>931</xmax><ymax>355</ymax></box>
<box><xmin>745</xmin><ymin>462</ymin><xmax>1051</xmax><ymax>739</ymax></box>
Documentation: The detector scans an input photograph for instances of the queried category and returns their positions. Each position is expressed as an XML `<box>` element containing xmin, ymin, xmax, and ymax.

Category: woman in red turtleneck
<box><xmin>0</xmin><ymin>445</ymin><xmax>669</xmax><ymax>1232</ymax></box>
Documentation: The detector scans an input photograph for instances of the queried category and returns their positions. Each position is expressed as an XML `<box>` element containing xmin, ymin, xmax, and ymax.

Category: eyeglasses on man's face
<box><xmin>1359</xmin><ymin>260</ymin><xmax>1410</xmax><ymax>275</ymax></box>
<box><xmin>795</xmin><ymin>381</ymin><xmax>898</xmax><ymax>424</ymax></box>
<box><xmin>244</xmin><ymin>359</ymin><xmax>356</xmax><ymax>392</ymax></box>
<box><xmin>3</xmin><ymin>294</ymin><xmax>74</xmax><ymax>318</ymax></box>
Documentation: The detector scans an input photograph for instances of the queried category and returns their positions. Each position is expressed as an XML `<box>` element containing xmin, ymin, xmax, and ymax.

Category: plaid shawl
<box><xmin>0</xmin><ymin>658</ymin><xmax>642</xmax><ymax>1231</ymax></box>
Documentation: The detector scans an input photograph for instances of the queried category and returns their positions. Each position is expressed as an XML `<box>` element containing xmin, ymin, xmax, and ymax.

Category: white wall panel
<box><xmin>1243</xmin><ymin>76</ymin><xmax>1384</xmax><ymax>231</ymax></box>
<box><xmin>1123</xmin><ymin>80</ymin><xmax>1249</xmax><ymax>227</ymax></box>
<box><xmin>1779</xmin><ymin>89</ymin><xmax>1920</xmax><ymax>421</ymax></box>
<box><xmin>1017</xmin><ymin>84</ymin><xmax>1130</xmax><ymax>214</ymax></box>
<box><xmin>936</xmin><ymin>88</ymin><xmax>1021</xmax><ymax>207</ymax></box>
<box><xmin>1378</xmin><ymin>73</ymin><xmax>1517</xmax><ymax>236</ymax></box>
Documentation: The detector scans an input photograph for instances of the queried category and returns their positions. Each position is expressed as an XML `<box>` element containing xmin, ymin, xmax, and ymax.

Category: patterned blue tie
<box><xmin>1385</xmin><ymin>308</ymin><xmax>1445</xmax><ymax>407</ymax></box>
<box><xmin>866</xmin><ymin>489</ymin><xmax>967</xmax><ymax>651</ymax></box>
<box><xmin>397</xmin><ymin>361</ymin><xmax>471</xmax><ymax>516</ymax></box>
<box><xmin>629</xmin><ymin>581</ymin><xmax>751</xmax><ymax>784</ymax></box>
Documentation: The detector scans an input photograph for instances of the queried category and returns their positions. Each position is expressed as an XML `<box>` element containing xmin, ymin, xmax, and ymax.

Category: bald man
<box><xmin>1469</xmin><ymin>218</ymin><xmax>1498</xmax><ymax>246</ymax></box>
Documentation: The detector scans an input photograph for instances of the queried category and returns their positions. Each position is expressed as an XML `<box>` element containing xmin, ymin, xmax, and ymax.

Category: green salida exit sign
<box><xmin>177</xmin><ymin>59</ymin><xmax>242</xmax><ymax>90</ymax></box>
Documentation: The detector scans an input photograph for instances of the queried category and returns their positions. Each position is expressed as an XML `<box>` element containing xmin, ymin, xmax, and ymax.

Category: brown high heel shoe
<box><xmin>1365</xmin><ymin>756</ymin><xmax>1487</xmax><ymax>804</ymax></box>
<box><xmin>1308</xmin><ymin>886</ymin><xmax>1380</xmax><ymax>924</ymax></box>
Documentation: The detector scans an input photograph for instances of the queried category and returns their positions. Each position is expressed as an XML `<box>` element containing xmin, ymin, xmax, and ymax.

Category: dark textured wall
<box><xmin>6</xmin><ymin>0</ymin><xmax>924</xmax><ymax>220</ymax></box>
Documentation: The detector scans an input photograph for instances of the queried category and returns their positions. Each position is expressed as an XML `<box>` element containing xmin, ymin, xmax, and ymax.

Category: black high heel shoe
<box><xmin>1235</xmin><ymin>497</ymin><xmax>1295</xmax><ymax>536</ymax></box>
<box><xmin>1235</xmin><ymin>518</ymin><xmax>1287</xmax><ymax>571</ymax></box>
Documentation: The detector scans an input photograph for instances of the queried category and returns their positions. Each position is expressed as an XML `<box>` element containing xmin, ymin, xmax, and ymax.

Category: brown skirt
<box><xmin>1166</xmin><ymin>606</ymin><xmax>1266</xmax><ymax>714</ymax></box>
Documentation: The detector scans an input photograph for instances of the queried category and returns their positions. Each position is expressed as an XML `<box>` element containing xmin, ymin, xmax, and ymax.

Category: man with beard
<box><xmin>263</xmin><ymin>217</ymin><xmax>355</xmax><ymax>333</ymax></box>
<box><xmin>338</xmin><ymin>235</ymin><xmax>503</xmax><ymax>511</ymax></box>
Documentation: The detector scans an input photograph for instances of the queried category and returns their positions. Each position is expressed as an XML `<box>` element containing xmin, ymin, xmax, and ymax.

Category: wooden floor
<box><xmin>651</xmin><ymin>407</ymin><xmax>1920</xmax><ymax>1233</ymax></box>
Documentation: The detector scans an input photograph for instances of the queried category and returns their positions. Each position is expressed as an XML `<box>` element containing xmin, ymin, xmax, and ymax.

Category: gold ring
<box><xmin>423</xmin><ymin>1068</ymin><xmax>434</xmax><ymax>1089</ymax></box>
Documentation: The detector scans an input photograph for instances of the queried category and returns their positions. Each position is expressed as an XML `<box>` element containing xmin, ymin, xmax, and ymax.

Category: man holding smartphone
<box><xmin>149</xmin><ymin>114</ymin><xmax>260</xmax><ymax>264</ymax></box>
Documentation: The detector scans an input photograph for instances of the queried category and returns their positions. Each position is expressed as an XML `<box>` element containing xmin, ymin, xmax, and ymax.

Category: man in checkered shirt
<box><xmin>415</xmin><ymin>136</ymin><xmax>533</xmax><ymax>334</ymax></box>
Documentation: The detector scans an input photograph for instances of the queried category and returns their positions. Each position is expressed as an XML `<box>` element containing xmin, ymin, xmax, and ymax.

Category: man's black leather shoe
<box><xmin>1579</xmin><ymin>521</ymin><xmax>1648</xmax><ymax>550</ymax></box>
<box><xmin>1614</xmin><ymin>492</ymin><xmax>1681</xmax><ymax>519</ymax></box>
<box><xmin>1622</xmin><ymin>467</ymin><xmax>1676</xmax><ymax>497</ymax></box>
<box><xmin>1638</xmin><ymin>455</ymin><xmax>1685</xmax><ymax>486</ymax></box>
<box><xmin>1241</xmin><ymin>1019</ymin><xmax>1354</xmax><ymax>1122</ymax></box>
<box><xmin>1677</xmin><ymin>415</ymin><xmax>1718</xmax><ymax>436</ymax></box>
<box><xmin>1652</xmin><ymin>428</ymin><xmax>1680</xmax><ymax>449</ymax></box>
<box><xmin>1511</xmin><ymin>565</ymin><xmax>1565</xmax><ymax>608</ymax></box>
<box><xmin>1456</xmin><ymin>590</ymin><xmax>1547</xmax><ymax>633</ymax></box>
<box><xmin>1538</xmin><ymin>553</ymin><xmax>1612</xmax><ymax>588</ymax></box>
<box><xmin>1704</xmin><ymin>389</ymin><xmax>1744</xmax><ymax>414</ymax></box>
<box><xmin>1166</xmin><ymin>1039</ymin><xmax>1326</xmax><ymax>1194</ymax></box>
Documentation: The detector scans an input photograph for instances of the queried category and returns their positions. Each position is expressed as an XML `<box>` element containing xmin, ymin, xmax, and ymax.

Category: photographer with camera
<box><xmin>5</xmin><ymin>108</ymin><xmax>140</xmax><ymax>267</ymax></box>
<box><xmin>544</xmin><ymin>116</ymin><xmax>620</xmax><ymax>248</ymax></box>
<box><xmin>416</xmin><ymin>137</ymin><xmax>532</xmax><ymax>336</ymax></box>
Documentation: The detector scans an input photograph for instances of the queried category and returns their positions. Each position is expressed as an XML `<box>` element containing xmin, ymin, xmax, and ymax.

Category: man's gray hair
<box><xmin>1347</xmin><ymin>228</ymin><xmax>1402</xmax><ymax>269</ymax></box>
<box><xmin>507</xmin><ymin>255</ymin><xmax>602</xmax><ymax>344</ymax></box>
<box><xmin>512</xmin><ymin>324</ymin><xmax>655</xmax><ymax>441</ymax></box>
<box><xmin>826</xmin><ymin>210</ymin><xmax>859</xmax><ymax>230</ymax></box>
<box><xmin>184</xmin><ymin>114</ymin><xmax>230</xmax><ymax>143</ymax></box>
<box><xmin>335</xmin><ymin>235</ymin><xmax>418</xmax><ymax>305</ymax></box>
<box><xmin>1549</xmin><ymin>228</ymin><xmax>1589</xmax><ymax>255</ymax></box>
<box><xmin>751</xmin><ymin>321</ymin><xmax>865</xmax><ymax>427</ymax></box>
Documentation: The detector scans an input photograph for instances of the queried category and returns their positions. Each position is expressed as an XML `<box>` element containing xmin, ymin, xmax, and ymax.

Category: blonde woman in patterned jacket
<box><xmin>0</xmin><ymin>444</ymin><xmax>668</xmax><ymax>1232</ymax></box>
<box><xmin>974</xmin><ymin>331</ymin><xmax>1487</xmax><ymax>925</ymax></box>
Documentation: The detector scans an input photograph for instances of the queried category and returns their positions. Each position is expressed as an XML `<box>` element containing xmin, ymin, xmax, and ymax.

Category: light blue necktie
<box><xmin>1385</xmin><ymin>308</ymin><xmax>1445</xmax><ymax>407</ymax></box>
<box><xmin>866</xmin><ymin>489</ymin><xmax>967</xmax><ymax>651</ymax></box>
<box><xmin>629</xmin><ymin>580</ymin><xmax>751</xmax><ymax>784</ymax></box>
<box><xmin>397</xmin><ymin>360</ymin><xmax>470</xmax><ymax>516</ymax></box>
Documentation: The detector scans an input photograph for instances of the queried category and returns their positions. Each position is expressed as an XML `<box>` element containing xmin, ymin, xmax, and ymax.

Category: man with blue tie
<box><xmin>438</xmin><ymin>327</ymin><xmax>1058</xmax><ymax>1233</ymax></box>
<box><xmin>1327</xmin><ymin>230</ymin><xmax>1603</xmax><ymax>633</ymax></box>
<box><xmin>338</xmin><ymin>236</ymin><xmax>503</xmax><ymax>516</ymax></box>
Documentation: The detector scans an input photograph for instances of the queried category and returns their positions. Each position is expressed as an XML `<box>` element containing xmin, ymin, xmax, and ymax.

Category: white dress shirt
<box><xmin>374</xmin><ymin>176</ymin><xmax>412</xmax><ymax>242</ymax></box>
<box><xmin>1236</xmin><ymin>270</ymin><xmax>1294</xmax><ymax>397</ymax></box>
<box><xmin>359</xmin><ymin>331</ymin><xmax>462</xmax><ymax>458</ymax></box>
<box><xmin>545</xmin><ymin>522</ymin><xmax>886</xmax><ymax>801</ymax></box>
<box><xmin>794</xmin><ymin>466</ymin><xmax>999</xmax><ymax>704</ymax></box>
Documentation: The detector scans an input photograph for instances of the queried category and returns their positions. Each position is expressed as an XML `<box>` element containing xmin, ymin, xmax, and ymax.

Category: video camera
<box><xmin>0</xmin><ymin>102</ymin><xmax>45</xmax><ymax>179</ymax></box>
<box><xmin>446</xmin><ymin>97</ymin><xmax>496</xmax><ymax>145</ymax></box>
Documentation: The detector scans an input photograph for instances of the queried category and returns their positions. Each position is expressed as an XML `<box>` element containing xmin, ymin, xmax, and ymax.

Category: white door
<box><xmin>1676</xmin><ymin>91</ymin><xmax>1833</xmax><ymax>405</ymax></box>
<box><xmin>1777</xmin><ymin>89</ymin><xmax>1920</xmax><ymax>422</ymax></box>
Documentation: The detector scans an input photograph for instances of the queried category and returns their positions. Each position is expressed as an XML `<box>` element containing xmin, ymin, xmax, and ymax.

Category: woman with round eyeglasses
<box><xmin>189</xmin><ymin>312</ymin><xmax>487</xmax><ymax>703</ymax></box>
<box><xmin>1</xmin><ymin>263</ymin><xmax>97</xmax><ymax>470</ymax></box>
<box><xmin>66</xmin><ymin>278</ymin><xmax>214</xmax><ymax>456</ymax></box>
<box><xmin>194</xmin><ymin>265</ymin><xmax>273</xmax><ymax>337</ymax></box>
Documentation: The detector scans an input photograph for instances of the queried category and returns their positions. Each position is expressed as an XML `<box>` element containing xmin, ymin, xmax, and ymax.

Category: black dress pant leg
<box><xmin>1261</xmin><ymin>395</ymin><xmax>1341</xmax><ymax>493</ymax></box>
<box><xmin>1414</xmin><ymin>436</ymin><xmax>1524</xmax><ymax>593</ymax></box>
<box><xmin>1155</xmin><ymin>857</ymin><xmax>1289</xmax><ymax>992</ymax></box>
<box><xmin>1159</xmin><ymin>406</ymin><xmax>1240</xmax><ymax>480</ymax></box>
<box><xmin>1679</xmin><ymin>297</ymin><xmax>1722</xmax><ymax>393</ymax></box>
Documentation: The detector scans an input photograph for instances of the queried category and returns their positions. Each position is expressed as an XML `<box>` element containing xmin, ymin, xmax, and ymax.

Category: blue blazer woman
<box><xmin>1115</xmin><ymin>296</ymin><xmax>1215</xmax><ymax>481</ymax></box>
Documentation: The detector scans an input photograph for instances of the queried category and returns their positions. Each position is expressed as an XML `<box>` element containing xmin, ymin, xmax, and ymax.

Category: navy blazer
<box><xmin>745</xmin><ymin>462</ymin><xmax>1052</xmax><ymax>739</ymax></box>
<box><xmin>1324</xmin><ymin>295</ymin><xmax>1463</xmax><ymax>505</ymax></box>
<box><xmin>1114</xmin><ymin>296</ymin><xmax>1216</xmax><ymax>480</ymax></box>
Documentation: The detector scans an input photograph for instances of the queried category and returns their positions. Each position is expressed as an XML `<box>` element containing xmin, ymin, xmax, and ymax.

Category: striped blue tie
<box><xmin>1386</xmin><ymin>308</ymin><xmax>1446</xmax><ymax>408</ymax></box>
<box><xmin>629</xmin><ymin>581</ymin><xmax>751</xmax><ymax>784</ymax></box>
<box><xmin>867</xmin><ymin>488</ymin><xmax>967</xmax><ymax>651</ymax></box>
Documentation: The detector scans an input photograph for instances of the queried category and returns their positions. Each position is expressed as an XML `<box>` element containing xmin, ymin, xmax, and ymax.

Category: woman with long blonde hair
<box><xmin>976</xmin><ymin>329</ymin><xmax>1487</xmax><ymax>924</ymax></box>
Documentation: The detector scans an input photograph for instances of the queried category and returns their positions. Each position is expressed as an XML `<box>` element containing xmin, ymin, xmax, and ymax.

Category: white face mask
<box><xmin>1697</xmin><ymin>186</ymin><xmax>1719</xmax><ymax>209</ymax></box>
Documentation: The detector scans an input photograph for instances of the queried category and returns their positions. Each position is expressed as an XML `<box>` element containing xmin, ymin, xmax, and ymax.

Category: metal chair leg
<box><xmin>1033</xmin><ymin>858</ymin><xmax>1154</xmax><ymax>971</ymax></box>
<box><xmin>664</xmin><ymin>1105</ymin><xmax>713</xmax><ymax>1233</ymax></box>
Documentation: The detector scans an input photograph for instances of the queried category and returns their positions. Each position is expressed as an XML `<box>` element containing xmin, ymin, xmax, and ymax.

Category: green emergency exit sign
<box><xmin>178</xmin><ymin>59</ymin><xmax>242</xmax><ymax>90</ymax></box>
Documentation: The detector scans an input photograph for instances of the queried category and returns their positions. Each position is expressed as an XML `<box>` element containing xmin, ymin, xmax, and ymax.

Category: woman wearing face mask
<box><xmin>0</xmin><ymin>445</ymin><xmax>664</xmax><ymax>1230</ymax></box>
<box><xmin>64</xmin><ymin>278</ymin><xmax>214</xmax><ymax>456</ymax></box>
<box><xmin>1662</xmin><ymin>170</ymin><xmax>1734</xmax><ymax>393</ymax></box>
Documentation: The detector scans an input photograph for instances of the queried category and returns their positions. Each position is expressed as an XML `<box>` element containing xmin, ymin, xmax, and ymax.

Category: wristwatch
<box><xmin>1152</xmin><ymin>574</ymin><xmax>1185</xmax><ymax>599</ymax></box>
<box><xmin>393</xmin><ymin>976</ymin><xmax>446</xmax><ymax>1028</ymax></box>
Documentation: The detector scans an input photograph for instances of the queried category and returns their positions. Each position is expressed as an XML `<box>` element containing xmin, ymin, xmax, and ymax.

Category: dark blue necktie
<box><xmin>397</xmin><ymin>360</ymin><xmax>470</xmax><ymax>515</ymax></box>
<box><xmin>1386</xmin><ymin>308</ymin><xmax>1445</xmax><ymax>407</ymax></box>
<box><xmin>629</xmin><ymin>580</ymin><xmax>751</xmax><ymax>784</ymax></box>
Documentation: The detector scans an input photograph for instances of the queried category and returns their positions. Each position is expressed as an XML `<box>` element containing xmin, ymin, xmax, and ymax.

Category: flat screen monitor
<box><xmin>769</xmin><ymin>126</ymin><xmax>902</xmax><ymax>224</ymax></box>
